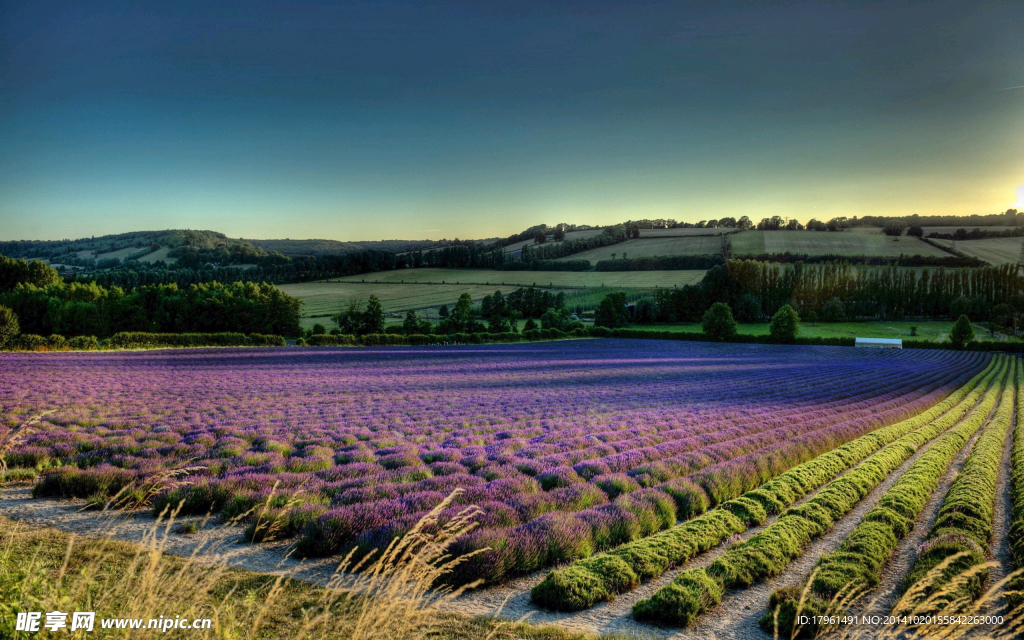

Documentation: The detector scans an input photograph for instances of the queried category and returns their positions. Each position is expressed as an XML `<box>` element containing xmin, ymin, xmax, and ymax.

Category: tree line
<box><xmin>0</xmin><ymin>255</ymin><xmax>301</xmax><ymax>339</ymax></box>
<box><xmin>601</xmin><ymin>260</ymin><xmax>1024</xmax><ymax>327</ymax></box>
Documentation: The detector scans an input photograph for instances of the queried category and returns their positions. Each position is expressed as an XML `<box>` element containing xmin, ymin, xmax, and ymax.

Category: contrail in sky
<box><xmin>995</xmin><ymin>85</ymin><xmax>1024</xmax><ymax>91</ymax></box>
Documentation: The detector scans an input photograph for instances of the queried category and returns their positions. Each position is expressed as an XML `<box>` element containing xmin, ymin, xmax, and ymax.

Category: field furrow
<box><xmin>893</xmin><ymin>359</ymin><xmax>1015</xmax><ymax>615</ymax></box>
<box><xmin>631</xmin><ymin>357</ymin><xmax>1009</xmax><ymax>627</ymax></box>
<box><xmin>761</xmin><ymin>357</ymin><xmax>1014</xmax><ymax>637</ymax></box>
<box><xmin>529</xmin><ymin>359</ymin><xmax>998</xmax><ymax>610</ymax></box>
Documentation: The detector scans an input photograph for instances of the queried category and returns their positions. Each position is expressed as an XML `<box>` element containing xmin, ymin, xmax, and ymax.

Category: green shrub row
<box><xmin>529</xmin><ymin>359</ymin><xmax>999</xmax><ymax>612</ymax></box>
<box><xmin>5</xmin><ymin>334</ymin><xmax>101</xmax><ymax>351</ymax></box>
<box><xmin>306</xmin><ymin>334</ymin><xmax>357</xmax><ymax>346</ymax></box>
<box><xmin>1009</xmin><ymin>356</ymin><xmax>1024</xmax><ymax>607</ymax></box>
<box><xmin>762</xmin><ymin>357</ymin><xmax>1015</xmax><ymax>636</ymax></box>
<box><xmin>631</xmin><ymin>357</ymin><xmax>1009</xmax><ymax>627</ymax></box>
<box><xmin>304</xmin><ymin>330</ymin><xmax>589</xmax><ymax>347</ymax></box>
<box><xmin>106</xmin><ymin>332</ymin><xmax>286</xmax><ymax>348</ymax></box>
<box><xmin>899</xmin><ymin>358</ymin><xmax>1016</xmax><ymax>605</ymax></box>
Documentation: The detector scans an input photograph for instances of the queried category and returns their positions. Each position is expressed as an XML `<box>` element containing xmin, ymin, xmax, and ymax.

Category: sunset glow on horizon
<box><xmin>2</xmin><ymin>1</ymin><xmax>1022</xmax><ymax>242</ymax></box>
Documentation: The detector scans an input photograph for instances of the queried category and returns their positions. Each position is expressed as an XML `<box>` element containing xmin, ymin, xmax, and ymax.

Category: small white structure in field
<box><xmin>855</xmin><ymin>337</ymin><xmax>902</xmax><ymax>349</ymax></box>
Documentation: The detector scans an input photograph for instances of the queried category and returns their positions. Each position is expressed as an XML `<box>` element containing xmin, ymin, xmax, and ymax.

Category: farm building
<box><xmin>855</xmin><ymin>337</ymin><xmax>902</xmax><ymax>349</ymax></box>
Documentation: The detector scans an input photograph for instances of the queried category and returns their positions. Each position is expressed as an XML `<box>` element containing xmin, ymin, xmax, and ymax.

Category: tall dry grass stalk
<box><xmin>1</xmin><ymin>489</ymin><xmax>496</xmax><ymax>640</ymax></box>
<box><xmin>0</xmin><ymin>410</ymin><xmax>54</xmax><ymax>473</ymax></box>
<box><xmin>773</xmin><ymin>553</ymin><xmax>1024</xmax><ymax>640</ymax></box>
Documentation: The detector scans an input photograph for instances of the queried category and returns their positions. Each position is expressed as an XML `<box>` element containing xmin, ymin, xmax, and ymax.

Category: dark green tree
<box><xmin>402</xmin><ymin>309</ymin><xmax>431</xmax><ymax>334</ymax></box>
<box><xmin>701</xmin><ymin>302</ymin><xmax>737</xmax><ymax>341</ymax></box>
<box><xmin>439</xmin><ymin>293</ymin><xmax>481</xmax><ymax>333</ymax></box>
<box><xmin>769</xmin><ymin>304</ymin><xmax>800</xmax><ymax>343</ymax></box>
<box><xmin>732</xmin><ymin>293</ymin><xmax>761</xmax><ymax>323</ymax></box>
<box><xmin>523</xmin><ymin>317</ymin><xmax>538</xmax><ymax>331</ymax></box>
<box><xmin>0</xmin><ymin>256</ymin><xmax>61</xmax><ymax>292</ymax></box>
<box><xmin>950</xmin><ymin>314</ymin><xmax>974</xmax><ymax>349</ymax></box>
<box><xmin>540</xmin><ymin>307</ymin><xmax>581</xmax><ymax>331</ymax></box>
<box><xmin>821</xmin><ymin>297</ymin><xmax>846</xmax><ymax>323</ymax></box>
<box><xmin>0</xmin><ymin>304</ymin><xmax>19</xmax><ymax>347</ymax></box>
<box><xmin>595</xmin><ymin>292</ymin><xmax>629</xmax><ymax>328</ymax></box>
<box><xmin>335</xmin><ymin>301</ymin><xmax>362</xmax><ymax>335</ymax></box>
<box><xmin>311</xmin><ymin>323</ymin><xmax>326</xmax><ymax>335</ymax></box>
<box><xmin>633</xmin><ymin>297</ymin><xmax>660</xmax><ymax>324</ymax></box>
<box><xmin>359</xmin><ymin>295</ymin><xmax>385</xmax><ymax>335</ymax></box>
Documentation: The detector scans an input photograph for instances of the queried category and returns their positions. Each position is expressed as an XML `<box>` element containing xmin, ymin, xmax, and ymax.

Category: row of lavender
<box><xmin>0</xmin><ymin>340</ymin><xmax>987</xmax><ymax>584</ymax></box>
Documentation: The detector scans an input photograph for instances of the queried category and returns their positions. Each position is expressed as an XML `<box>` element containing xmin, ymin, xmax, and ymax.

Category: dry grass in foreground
<box><xmin>766</xmin><ymin>555</ymin><xmax>1024</xmax><ymax>640</ymax></box>
<box><xmin>0</xmin><ymin>491</ymin><xmax>633</xmax><ymax>640</ymax></box>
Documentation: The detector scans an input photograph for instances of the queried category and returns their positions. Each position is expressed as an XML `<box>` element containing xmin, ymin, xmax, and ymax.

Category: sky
<box><xmin>1</xmin><ymin>0</ymin><xmax>1023</xmax><ymax>242</ymax></box>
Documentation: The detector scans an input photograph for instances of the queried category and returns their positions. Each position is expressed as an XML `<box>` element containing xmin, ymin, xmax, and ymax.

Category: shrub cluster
<box><xmin>631</xmin><ymin>358</ymin><xmax>1007</xmax><ymax>626</ymax></box>
<box><xmin>763</xmin><ymin>357</ymin><xmax>1014</xmax><ymax>636</ymax></box>
<box><xmin>594</xmin><ymin>255</ymin><xmax>725</xmax><ymax>271</ymax></box>
<box><xmin>530</xmin><ymin>361</ymin><xmax>997</xmax><ymax>611</ymax></box>
<box><xmin>107</xmin><ymin>332</ymin><xmax>286</xmax><ymax>348</ymax></box>
<box><xmin>499</xmin><ymin>259</ymin><xmax>591</xmax><ymax>271</ymax></box>
<box><xmin>307</xmin><ymin>334</ymin><xmax>358</xmax><ymax>346</ymax></box>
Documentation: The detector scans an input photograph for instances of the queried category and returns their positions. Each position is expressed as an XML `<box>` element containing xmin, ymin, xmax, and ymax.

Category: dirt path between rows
<box><xmin>982</xmin><ymin>391</ymin><xmax>1017</xmax><ymax>617</ymax></box>
<box><xmin>678</xmin><ymin>419</ymin><xmax>986</xmax><ymax>640</ymax></box>
<box><xmin>842</xmin><ymin>421</ymin><xmax>986</xmax><ymax>635</ymax></box>
<box><xmin>0</xmin><ymin>485</ymin><xmax>347</xmax><ymax>589</ymax></box>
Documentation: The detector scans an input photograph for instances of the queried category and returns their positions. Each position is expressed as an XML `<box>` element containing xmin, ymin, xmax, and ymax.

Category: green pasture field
<box><xmin>628</xmin><ymin>319</ymin><xmax>1019</xmax><ymax>343</ymax></box>
<box><xmin>283</xmin><ymin>270</ymin><xmax>684</xmax><ymax>329</ymax></box>
<box><xmin>729</xmin><ymin>229</ymin><xmax>950</xmax><ymax>257</ymax></box>
<box><xmin>930</xmin><ymin>237</ymin><xmax>1023</xmax><ymax>266</ymax></box>
<box><xmin>281</xmin><ymin>281</ymin><xmax>524</xmax><ymax>328</ymax></box>
<box><xmin>922</xmin><ymin>225</ymin><xmax>1017</xmax><ymax>235</ymax></box>
<box><xmin>637</xmin><ymin>228</ymin><xmax>730</xmax><ymax>237</ymax></box>
<box><xmin>500</xmin><ymin>228</ymin><xmax>603</xmax><ymax>252</ymax></box>
<box><xmin>329</xmin><ymin>268</ymin><xmax>705</xmax><ymax>289</ymax></box>
<box><xmin>558</xmin><ymin>236</ymin><xmax>724</xmax><ymax>264</ymax></box>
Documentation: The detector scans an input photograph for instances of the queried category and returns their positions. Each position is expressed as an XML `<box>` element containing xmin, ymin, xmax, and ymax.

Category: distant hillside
<box><xmin>0</xmin><ymin>230</ymin><xmax>445</xmax><ymax>264</ymax></box>
<box><xmin>249</xmin><ymin>238</ymin><xmax>440</xmax><ymax>256</ymax></box>
<box><xmin>0</xmin><ymin>230</ymin><xmax>251</xmax><ymax>260</ymax></box>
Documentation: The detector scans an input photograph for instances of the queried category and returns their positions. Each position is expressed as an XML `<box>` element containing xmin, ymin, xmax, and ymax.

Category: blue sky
<box><xmin>2</xmin><ymin>0</ymin><xmax>1022</xmax><ymax>241</ymax></box>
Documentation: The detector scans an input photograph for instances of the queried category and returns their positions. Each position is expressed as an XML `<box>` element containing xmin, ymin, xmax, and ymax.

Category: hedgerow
<box><xmin>762</xmin><ymin>357</ymin><xmax>1015</xmax><ymax>636</ymax></box>
<box><xmin>631</xmin><ymin>357</ymin><xmax>1008</xmax><ymax>626</ymax></box>
<box><xmin>107</xmin><ymin>332</ymin><xmax>286</xmax><ymax>348</ymax></box>
<box><xmin>529</xmin><ymin>359</ymin><xmax>999</xmax><ymax>612</ymax></box>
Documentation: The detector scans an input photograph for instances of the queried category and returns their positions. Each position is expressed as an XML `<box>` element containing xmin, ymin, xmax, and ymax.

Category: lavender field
<box><xmin>0</xmin><ymin>341</ymin><xmax>989</xmax><ymax>587</ymax></box>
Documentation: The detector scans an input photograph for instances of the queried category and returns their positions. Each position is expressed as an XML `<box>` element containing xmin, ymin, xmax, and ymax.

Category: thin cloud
<box><xmin>996</xmin><ymin>85</ymin><xmax>1024</xmax><ymax>91</ymax></box>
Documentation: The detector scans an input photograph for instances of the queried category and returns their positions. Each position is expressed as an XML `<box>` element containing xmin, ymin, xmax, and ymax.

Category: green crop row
<box><xmin>762</xmin><ymin>356</ymin><xmax>1015</xmax><ymax>636</ymax></box>
<box><xmin>899</xmin><ymin>358</ymin><xmax>1016</xmax><ymax>609</ymax></box>
<box><xmin>529</xmin><ymin>358</ymin><xmax>1000</xmax><ymax>612</ymax></box>
<box><xmin>1010</xmin><ymin>357</ymin><xmax>1024</xmax><ymax>607</ymax></box>
<box><xmin>630</xmin><ymin>356</ymin><xmax>1009</xmax><ymax>627</ymax></box>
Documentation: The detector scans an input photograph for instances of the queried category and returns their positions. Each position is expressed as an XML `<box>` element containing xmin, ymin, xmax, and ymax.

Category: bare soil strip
<box><xmin>676</xmin><ymin>424</ymin><xmax>986</xmax><ymax>640</ymax></box>
<box><xmin>984</xmin><ymin>396</ymin><xmax>1016</xmax><ymax>610</ymax></box>
<box><xmin>0</xmin><ymin>486</ymin><xmax>344</xmax><ymax>588</ymax></box>
<box><xmin>843</xmin><ymin>414</ymin><xmax>1003</xmax><ymax>636</ymax></box>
